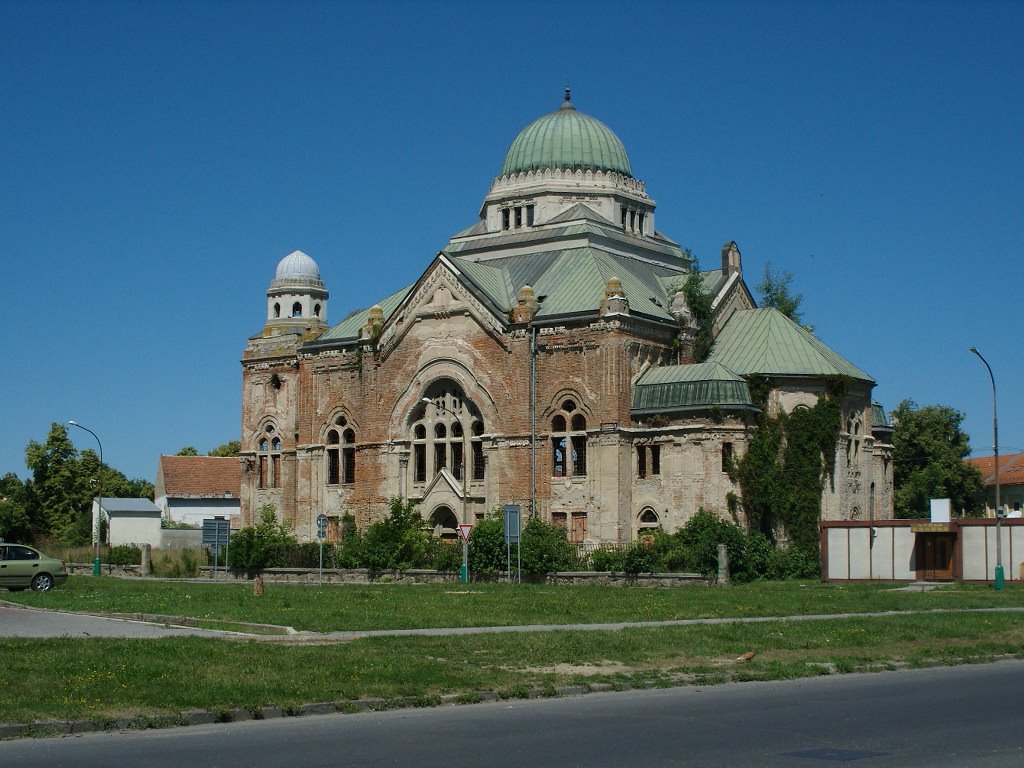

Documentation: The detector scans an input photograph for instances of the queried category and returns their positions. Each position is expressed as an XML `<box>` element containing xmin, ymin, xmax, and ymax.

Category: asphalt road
<box><xmin>0</xmin><ymin>604</ymin><xmax>237</xmax><ymax>638</ymax></box>
<box><xmin>3</xmin><ymin>660</ymin><xmax>1023</xmax><ymax>767</ymax></box>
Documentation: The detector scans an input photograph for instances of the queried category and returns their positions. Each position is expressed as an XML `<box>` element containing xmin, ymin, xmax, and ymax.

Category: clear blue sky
<box><xmin>2</xmin><ymin>0</ymin><xmax>1021</xmax><ymax>482</ymax></box>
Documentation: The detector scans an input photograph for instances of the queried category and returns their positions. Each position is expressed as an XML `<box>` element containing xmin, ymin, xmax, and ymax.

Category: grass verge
<box><xmin>4</xmin><ymin>578</ymin><xmax>1022</xmax><ymax>632</ymax></box>
<box><xmin>3</xmin><ymin>607</ymin><xmax>1023</xmax><ymax>725</ymax></box>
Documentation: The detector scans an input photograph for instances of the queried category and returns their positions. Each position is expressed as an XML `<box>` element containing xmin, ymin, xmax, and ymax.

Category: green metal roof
<box><xmin>632</xmin><ymin>362</ymin><xmax>754</xmax><ymax>412</ymax></box>
<box><xmin>707</xmin><ymin>308</ymin><xmax>874</xmax><ymax>383</ymax></box>
<box><xmin>455</xmin><ymin>258</ymin><xmax>515</xmax><ymax>309</ymax></box>
<box><xmin>871</xmin><ymin>402</ymin><xmax>893</xmax><ymax>430</ymax></box>
<box><xmin>314</xmin><ymin>284</ymin><xmax>412</xmax><ymax>344</ymax></box>
<box><xmin>501</xmin><ymin>95</ymin><xmax>632</xmax><ymax>177</ymax></box>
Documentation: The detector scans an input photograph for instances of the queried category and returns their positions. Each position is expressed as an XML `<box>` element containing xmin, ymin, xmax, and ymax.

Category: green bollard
<box><xmin>459</xmin><ymin>563</ymin><xmax>468</xmax><ymax>584</ymax></box>
<box><xmin>994</xmin><ymin>563</ymin><xmax>1005</xmax><ymax>591</ymax></box>
<box><xmin>92</xmin><ymin>556</ymin><xmax>101</xmax><ymax>576</ymax></box>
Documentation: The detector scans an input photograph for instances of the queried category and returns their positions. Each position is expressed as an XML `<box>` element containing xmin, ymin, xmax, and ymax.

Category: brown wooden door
<box><xmin>921</xmin><ymin>534</ymin><xmax>955</xmax><ymax>580</ymax></box>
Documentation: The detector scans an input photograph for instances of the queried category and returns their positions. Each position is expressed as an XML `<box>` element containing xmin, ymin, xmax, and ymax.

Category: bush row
<box><xmin>221</xmin><ymin>502</ymin><xmax>819</xmax><ymax>581</ymax></box>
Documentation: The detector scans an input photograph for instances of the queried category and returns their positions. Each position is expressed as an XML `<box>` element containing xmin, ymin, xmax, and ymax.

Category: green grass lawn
<box><xmin>3</xmin><ymin>578</ymin><xmax>1023</xmax><ymax>728</ymax></box>
<box><xmin>4</xmin><ymin>577</ymin><xmax>1022</xmax><ymax>632</ymax></box>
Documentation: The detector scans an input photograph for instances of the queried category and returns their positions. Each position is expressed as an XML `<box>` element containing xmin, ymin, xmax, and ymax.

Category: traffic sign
<box><xmin>316</xmin><ymin>514</ymin><xmax>328</xmax><ymax>539</ymax></box>
<box><xmin>457</xmin><ymin>524</ymin><xmax>473</xmax><ymax>542</ymax></box>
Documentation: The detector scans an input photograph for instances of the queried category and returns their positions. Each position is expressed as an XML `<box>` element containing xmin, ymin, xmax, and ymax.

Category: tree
<box><xmin>891</xmin><ymin>400</ymin><xmax>985</xmax><ymax>518</ymax></box>
<box><xmin>0</xmin><ymin>471</ymin><xmax>32</xmax><ymax>543</ymax></box>
<box><xmin>757</xmin><ymin>262</ymin><xmax>803</xmax><ymax>325</ymax></box>
<box><xmin>208</xmin><ymin>440</ymin><xmax>241</xmax><ymax>457</ymax></box>
<box><xmin>175</xmin><ymin>446</ymin><xmax>199</xmax><ymax>456</ymax></box>
<box><xmin>24</xmin><ymin>423</ymin><xmax>92</xmax><ymax>543</ymax></box>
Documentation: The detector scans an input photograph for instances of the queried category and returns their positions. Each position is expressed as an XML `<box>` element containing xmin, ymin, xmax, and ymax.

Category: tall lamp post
<box><xmin>969</xmin><ymin>347</ymin><xmax>1003</xmax><ymax>590</ymax></box>
<box><xmin>68</xmin><ymin>420</ymin><xmax>103</xmax><ymax>576</ymax></box>
<box><xmin>421</xmin><ymin>397</ymin><xmax>470</xmax><ymax>583</ymax></box>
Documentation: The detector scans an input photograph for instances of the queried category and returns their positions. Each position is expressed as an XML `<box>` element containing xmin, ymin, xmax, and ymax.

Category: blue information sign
<box><xmin>503</xmin><ymin>504</ymin><xmax>520</xmax><ymax>544</ymax></box>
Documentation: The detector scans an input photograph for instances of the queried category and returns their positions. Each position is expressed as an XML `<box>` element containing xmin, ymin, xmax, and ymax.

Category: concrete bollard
<box><xmin>717</xmin><ymin>543</ymin><xmax>730</xmax><ymax>586</ymax></box>
<box><xmin>140</xmin><ymin>543</ymin><xmax>152</xmax><ymax>577</ymax></box>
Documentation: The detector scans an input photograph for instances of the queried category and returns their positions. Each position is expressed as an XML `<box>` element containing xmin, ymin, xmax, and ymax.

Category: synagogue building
<box><xmin>239</xmin><ymin>92</ymin><xmax>893</xmax><ymax>544</ymax></box>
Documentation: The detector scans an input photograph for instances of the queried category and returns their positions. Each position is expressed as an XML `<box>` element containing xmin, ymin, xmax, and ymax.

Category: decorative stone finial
<box><xmin>362</xmin><ymin>304</ymin><xmax>385</xmax><ymax>340</ymax></box>
<box><xmin>560</xmin><ymin>84</ymin><xmax>575</xmax><ymax>111</ymax></box>
<box><xmin>511</xmin><ymin>284</ymin><xmax>540</xmax><ymax>323</ymax></box>
<box><xmin>600</xmin><ymin>277</ymin><xmax>629</xmax><ymax>316</ymax></box>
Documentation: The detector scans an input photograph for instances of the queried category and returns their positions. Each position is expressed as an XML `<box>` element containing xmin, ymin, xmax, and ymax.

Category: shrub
<box><xmin>468</xmin><ymin>516</ymin><xmax>508</xmax><ymax>575</ymax></box>
<box><xmin>227</xmin><ymin>504</ymin><xmax>298</xmax><ymax>570</ymax></box>
<box><xmin>674</xmin><ymin>509</ymin><xmax>747</xmax><ymax>579</ymax></box>
<box><xmin>589</xmin><ymin>545</ymin><xmax>627</xmax><ymax>572</ymax></box>
<box><xmin>622</xmin><ymin>530</ymin><xmax>677</xmax><ymax>574</ymax></box>
<box><xmin>519</xmin><ymin>517</ymin><xmax>576</xmax><ymax>575</ymax></box>
<box><xmin>360</xmin><ymin>497</ymin><xmax>431</xmax><ymax>571</ymax></box>
<box><xmin>107</xmin><ymin>544</ymin><xmax>142</xmax><ymax>566</ymax></box>
<box><xmin>741</xmin><ymin>531</ymin><xmax>774</xmax><ymax>582</ymax></box>
<box><xmin>768</xmin><ymin>543</ymin><xmax>821</xmax><ymax>580</ymax></box>
<box><xmin>333</xmin><ymin>514</ymin><xmax>362</xmax><ymax>568</ymax></box>
<box><xmin>427</xmin><ymin>538</ymin><xmax>462</xmax><ymax>572</ymax></box>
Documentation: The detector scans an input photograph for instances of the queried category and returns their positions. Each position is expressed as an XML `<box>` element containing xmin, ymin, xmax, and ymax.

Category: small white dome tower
<box><xmin>264</xmin><ymin>250</ymin><xmax>329</xmax><ymax>336</ymax></box>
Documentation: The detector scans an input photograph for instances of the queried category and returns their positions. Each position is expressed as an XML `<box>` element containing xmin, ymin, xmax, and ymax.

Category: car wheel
<box><xmin>31</xmin><ymin>573</ymin><xmax>54</xmax><ymax>592</ymax></box>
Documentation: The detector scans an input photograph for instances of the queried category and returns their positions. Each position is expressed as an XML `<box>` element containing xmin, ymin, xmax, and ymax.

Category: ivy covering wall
<box><xmin>731</xmin><ymin>386</ymin><xmax>841</xmax><ymax>548</ymax></box>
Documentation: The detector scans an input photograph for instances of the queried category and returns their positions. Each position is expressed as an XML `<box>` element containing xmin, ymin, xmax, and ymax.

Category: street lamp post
<box><xmin>68</xmin><ymin>420</ymin><xmax>103</xmax><ymax>576</ymax></box>
<box><xmin>969</xmin><ymin>347</ymin><xmax>1003</xmax><ymax>590</ymax></box>
<box><xmin>421</xmin><ymin>397</ymin><xmax>470</xmax><ymax>583</ymax></box>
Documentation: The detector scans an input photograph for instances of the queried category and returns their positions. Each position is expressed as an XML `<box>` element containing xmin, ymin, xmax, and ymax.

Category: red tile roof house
<box><xmin>964</xmin><ymin>453</ymin><xmax>1024</xmax><ymax>518</ymax></box>
<box><xmin>154</xmin><ymin>456</ymin><xmax>242</xmax><ymax>528</ymax></box>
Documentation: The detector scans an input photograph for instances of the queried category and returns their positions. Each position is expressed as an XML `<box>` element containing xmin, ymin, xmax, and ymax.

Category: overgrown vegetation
<box><xmin>730</xmin><ymin>388</ymin><xmax>841</xmax><ymax>553</ymax></box>
<box><xmin>757</xmin><ymin>261</ymin><xmax>804</xmax><ymax>325</ymax></box>
<box><xmin>676</xmin><ymin>249</ymin><xmax>715</xmax><ymax>362</ymax></box>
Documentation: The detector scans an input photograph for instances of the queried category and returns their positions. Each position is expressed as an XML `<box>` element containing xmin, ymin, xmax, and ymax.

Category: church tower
<box><xmin>263</xmin><ymin>250</ymin><xmax>329</xmax><ymax>337</ymax></box>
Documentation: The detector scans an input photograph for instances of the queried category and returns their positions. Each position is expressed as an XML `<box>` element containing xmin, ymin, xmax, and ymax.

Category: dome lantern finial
<box><xmin>561</xmin><ymin>84</ymin><xmax>574</xmax><ymax>111</ymax></box>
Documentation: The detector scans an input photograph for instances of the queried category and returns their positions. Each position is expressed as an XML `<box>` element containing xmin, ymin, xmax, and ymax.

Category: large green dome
<box><xmin>501</xmin><ymin>91</ymin><xmax>632</xmax><ymax>177</ymax></box>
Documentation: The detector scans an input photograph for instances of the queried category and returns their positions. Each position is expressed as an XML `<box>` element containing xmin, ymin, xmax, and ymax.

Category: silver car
<box><xmin>0</xmin><ymin>543</ymin><xmax>69</xmax><ymax>591</ymax></box>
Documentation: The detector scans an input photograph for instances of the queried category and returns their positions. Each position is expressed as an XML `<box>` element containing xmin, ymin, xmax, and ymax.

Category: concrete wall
<box><xmin>107</xmin><ymin>512</ymin><xmax>162</xmax><ymax>547</ymax></box>
<box><xmin>822</xmin><ymin>519</ymin><xmax>1024</xmax><ymax>583</ymax></box>
<box><xmin>105</xmin><ymin>513</ymin><xmax>203</xmax><ymax>550</ymax></box>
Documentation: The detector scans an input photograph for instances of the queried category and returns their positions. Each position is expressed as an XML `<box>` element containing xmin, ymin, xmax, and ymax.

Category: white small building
<box><xmin>93</xmin><ymin>497</ymin><xmax>163</xmax><ymax>547</ymax></box>
<box><xmin>154</xmin><ymin>455</ymin><xmax>242</xmax><ymax>528</ymax></box>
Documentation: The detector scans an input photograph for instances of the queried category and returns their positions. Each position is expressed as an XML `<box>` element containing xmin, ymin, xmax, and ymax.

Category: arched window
<box><xmin>326</xmin><ymin>429</ymin><xmax>340</xmax><ymax>485</ymax></box>
<box><xmin>471</xmin><ymin>421</ymin><xmax>485</xmax><ymax>481</ymax></box>
<box><xmin>413</xmin><ymin>424</ymin><xmax>427</xmax><ymax>483</ymax></box>
<box><xmin>291</xmin><ymin>302</ymin><xmax>302</xmax><ymax>317</ymax></box>
<box><xmin>551</xmin><ymin>399</ymin><xmax>587</xmax><ymax>477</ymax></box>
<box><xmin>342</xmin><ymin>428</ymin><xmax>355</xmax><ymax>484</ymax></box>
<box><xmin>256</xmin><ymin>425</ymin><xmax>282</xmax><ymax>489</ymax></box>
<box><xmin>273</xmin><ymin>302</ymin><xmax>281</xmax><ymax>318</ymax></box>
<box><xmin>410</xmin><ymin>384</ymin><xmax>485</xmax><ymax>485</ymax></box>
<box><xmin>327</xmin><ymin>421</ymin><xmax>360</xmax><ymax>487</ymax></box>
<box><xmin>325</xmin><ymin>417</ymin><xmax>356</xmax><ymax>486</ymax></box>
